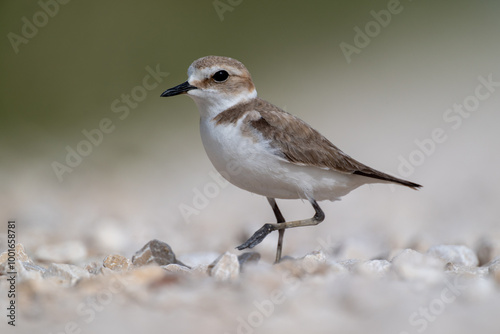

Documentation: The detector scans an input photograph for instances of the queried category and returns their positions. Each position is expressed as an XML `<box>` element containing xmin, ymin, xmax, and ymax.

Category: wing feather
<box><xmin>248</xmin><ymin>98</ymin><xmax>421</xmax><ymax>189</ymax></box>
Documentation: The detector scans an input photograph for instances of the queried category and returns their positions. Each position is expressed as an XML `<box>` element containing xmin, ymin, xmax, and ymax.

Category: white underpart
<box><xmin>205</xmin><ymin>122</ymin><xmax>369</xmax><ymax>200</ymax></box>
<box><xmin>193</xmin><ymin>98</ymin><xmax>368</xmax><ymax>202</ymax></box>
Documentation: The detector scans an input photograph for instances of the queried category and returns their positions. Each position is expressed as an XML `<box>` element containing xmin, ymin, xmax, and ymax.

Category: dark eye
<box><xmin>212</xmin><ymin>70</ymin><xmax>229</xmax><ymax>82</ymax></box>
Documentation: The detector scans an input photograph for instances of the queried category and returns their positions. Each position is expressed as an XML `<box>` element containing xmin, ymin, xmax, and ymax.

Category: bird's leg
<box><xmin>236</xmin><ymin>200</ymin><xmax>325</xmax><ymax>253</ymax></box>
<box><xmin>267</xmin><ymin>198</ymin><xmax>286</xmax><ymax>263</ymax></box>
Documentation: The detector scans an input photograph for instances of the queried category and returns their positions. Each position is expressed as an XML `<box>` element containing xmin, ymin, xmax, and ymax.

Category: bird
<box><xmin>160</xmin><ymin>55</ymin><xmax>421</xmax><ymax>263</ymax></box>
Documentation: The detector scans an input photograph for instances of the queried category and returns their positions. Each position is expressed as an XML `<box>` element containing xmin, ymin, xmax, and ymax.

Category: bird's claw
<box><xmin>236</xmin><ymin>223</ymin><xmax>276</xmax><ymax>250</ymax></box>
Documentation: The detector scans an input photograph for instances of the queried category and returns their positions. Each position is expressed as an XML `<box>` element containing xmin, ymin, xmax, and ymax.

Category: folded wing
<box><xmin>248</xmin><ymin>98</ymin><xmax>421</xmax><ymax>190</ymax></box>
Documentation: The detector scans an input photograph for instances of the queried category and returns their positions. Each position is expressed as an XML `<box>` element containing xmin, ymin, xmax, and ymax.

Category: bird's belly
<box><xmin>200</xmin><ymin>120</ymin><xmax>364</xmax><ymax>201</ymax></box>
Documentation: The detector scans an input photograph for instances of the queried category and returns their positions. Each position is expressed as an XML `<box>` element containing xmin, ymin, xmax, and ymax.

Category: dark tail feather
<box><xmin>353</xmin><ymin>170</ymin><xmax>422</xmax><ymax>190</ymax></box>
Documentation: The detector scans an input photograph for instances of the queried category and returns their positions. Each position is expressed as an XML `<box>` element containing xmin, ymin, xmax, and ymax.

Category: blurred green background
<box><xmin>1</xmin><ymin>1</ymin><xmax>499</xmax><ymax>256</ymax></box>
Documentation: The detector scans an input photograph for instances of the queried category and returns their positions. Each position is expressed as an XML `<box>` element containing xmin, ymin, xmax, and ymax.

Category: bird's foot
<box><xmin>236</xmin><ymin>223</ymin><xmax>276</xmax><ymax>250</ymax></box>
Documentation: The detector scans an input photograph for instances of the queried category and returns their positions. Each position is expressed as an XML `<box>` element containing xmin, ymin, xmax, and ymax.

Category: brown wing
<box><xmin>249</xmin><ymin>98</ymin><xmax>421</xmax><ymax>189</ymax></box>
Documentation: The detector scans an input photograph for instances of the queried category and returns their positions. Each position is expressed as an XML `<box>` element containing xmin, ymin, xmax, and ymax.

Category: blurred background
<box><xmin>1</xmin><ymin>0</ymin><xmax>499</xmax><ymax>260</ymax></box>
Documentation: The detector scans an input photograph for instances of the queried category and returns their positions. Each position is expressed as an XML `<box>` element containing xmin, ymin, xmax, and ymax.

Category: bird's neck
<box><xmin>191</xmin><ymin>90</ymin><xmax>257</xmax><ymax>121</ymax></box>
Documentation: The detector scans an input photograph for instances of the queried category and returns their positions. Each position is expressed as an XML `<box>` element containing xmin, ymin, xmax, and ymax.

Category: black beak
<box><xmin>160</xmin><ymin>81</ymin><xmax>197</xmax><ymax>97</ymax></box>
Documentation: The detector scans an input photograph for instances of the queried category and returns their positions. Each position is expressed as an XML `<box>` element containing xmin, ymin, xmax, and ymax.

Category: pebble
<box><xmin>22</xmin><ymin>261</ymin><xmax>47</xmax><ymax>274</ymax></box>
<box><xmin>1</xmin><ymin>260</ymin><xmax>44</xmax><ymax>281</ymax></box>
<box><xmin>427</xmin><ymin>245</ymin><xmax>479</xmax><ymax>267</ymax></box>
<box><xmin>328</xmin><ymin>260</ymin><xmax>351</xmax><ymax>274</ymax></box>
<box><xmin>300</xmin><ymin>251</ymin><xmax>328</xmax><ymax>273</ymax></box>
<box><xmin>391</xmin><ymin>249</ymin><xmax>444</xmax><ymax>282</ymax></box>
<box><xmin>35</xmin><ymin>240</ymin><xmax>88</xmax><ymax>264</ymax></box>
<box><xmin>0</xmin><ymin>243</ymin><xmax>31</xmax><ymax>263</ymax></box>
<box><xmin>85</xmin><ymin>261</ymin><xmax>103</xmax><ymax>275</ymax></box>
<box><xmin>338</xmin><ymin>259</ymin><xmax>361</xmax><ymax>273</ymax></box>
<box><xmin>162</xmin><ymin>263</ymin><xmax>192</xmax><ymax>274</ymax></box>
<box><xmin>276</xmin><ymin>251</ymin><xmax>329</xmax><ymax>277</ymax></box>
<box><xmin>43</xmin><ymin>263</ymin><xmax>90</xmax><ymax>285</ymax></box>
<box><xmin>445</xmin><ymin>262</ymin><xmax>489</xmax><ymax>278</ymax></box>
<box><xmin>237</xmin><ymin>252</ymin><xmax>260</xmax><ymax>271</ymax></box>
<box><xmin>208</xmin><ymin>252</ymin><xmax>240</xmax><ymax>281</ymax></box>
<box><xmin>356</xmin><ymin>259</ymin><xmax>392</xmax><ymax>277</ymax></box>
<box><xmin>190</xmin><ymin>264</ymin><xmax>211</xmax><ymax>277</ymax></box>
<box><xmin>103</xmin><ymin>254</ymin><xmax>132</xmax><ymax>272</ymax></box>
<box><xmin>132</xmin><ymin>239</ymin><xmax>186</xmax><ymax>267</ymax></box>
<box><xmin>0</xmin><ymin>244</ymin><xmax>46</xmax><ymax>280</ymax></box>
<box><xmin>2</xmin><ymin>239</ymin><xmax>498</xmax><ymax>334</ymax></box>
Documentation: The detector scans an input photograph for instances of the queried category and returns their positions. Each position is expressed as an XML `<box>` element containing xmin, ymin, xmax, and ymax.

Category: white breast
<box><xmin>199</xmin><ymin>115</ymin><xmax>367</xmax><ymax>201</ymax></box>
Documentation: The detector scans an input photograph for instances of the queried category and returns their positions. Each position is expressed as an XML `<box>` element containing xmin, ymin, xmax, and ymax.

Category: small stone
<box><xmin>338</xmin><ymin>259</ymin><xmax>361</xmax><ymax>273</ymax></box>
<box><xmin>0</xmin><ymin>243</ymin><xmax>31</xmax><ymax>264</ymax></box>
<box><xmin>43</xmin><ymin>263</ymin><xmax>90</xmax><ymax>285</ymax></box>
<box><xmin>357</xmin><ymin>259</ymin><xmax>392</xmax><ymax>277</ymax></box>
<box><xmin>237</xmin><ymin>252</ymin><xmax>260</xmax><ymax>271</ymax></box>
<box><xmin>300</xmin><ymin>250</ymin><xmax>328</xmax><ymax>274</ymax></box>
<box><xmin>162</xmin><ymin>264</ymin><xmax>191</xmax><ymax>274</ymax></box>
<box><xmin>391</xmin><ymin>249</ymin><xmax>444</xmax><ymax>282</ymax></box>
<box><xmin>208</xmin><ymin>252</ymin><xmax>239</xmax><ymax>281</ymax></box>
<box><xmin>22</xmin><ymin>262</ymin><xmax>47</xmax><ymax>274</ymax></box>
<box><xmin>35</xmin><ymin>240</ymin><xmax>87</xmax><ymax>264</ymax></box>
<box><xmin>19</xmin><ymin>264</ymin><xmax>45</xmax><ymax>281</ymax></box>
<box><xmin>0</xmin><ymin>260</ymin><xmax>44</xmax><ymax>281</ymax></box>
<box><xmin>190</xmin><ymin>264</ymin><xmax>210</xmax><ymax>277</ymax></box>
<box><xmin>103</xmin><ymin>254</ymin><xmax>131</xmax><ymax>272</ymax></box>
<box><xmin>84</xmin><ymin>261</ymin><xmax>103</xmax><ymax>275</ymax></box>
<box><xmin>0</xmin><ymin>244</ymin><xmax>45</xmax><ymax>280</ymax></box>
<box><xmin>445</xmin><ymin>262</ymin><xmax>489</xmax><ymax>278</ymax></box>
<box><xmin>132</xmin><ymin>239</ymin><xmax>186</xmax><ymax>267</ymax></box>
<box><xmin>427</xmin><ymin>245</ymin><xmax>479</xmax><ymax>267</ymax></box>
<box><xmin>276</xmin><ymin>251</ymin><xmax>329</xmax><ymax>277</ymax></box>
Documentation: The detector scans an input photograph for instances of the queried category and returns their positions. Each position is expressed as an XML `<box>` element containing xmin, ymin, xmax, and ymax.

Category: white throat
<box><xmin>188</xmin><ymin>89</ymin><xmax>257</xmax><ymax>120</ymax></box>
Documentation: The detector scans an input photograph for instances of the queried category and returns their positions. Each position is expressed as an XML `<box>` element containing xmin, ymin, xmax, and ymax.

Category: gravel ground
<box><xmin>1</xmin><ymin>236</ymin><xmax>500</xmax><ymax>334</ymax></box>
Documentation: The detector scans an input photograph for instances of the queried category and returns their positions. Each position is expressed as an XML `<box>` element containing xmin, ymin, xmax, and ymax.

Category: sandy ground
<box><xmin>1</xmin><ymin>240</ymin><xmax>500</xmax><ymax>334</ymax></box>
